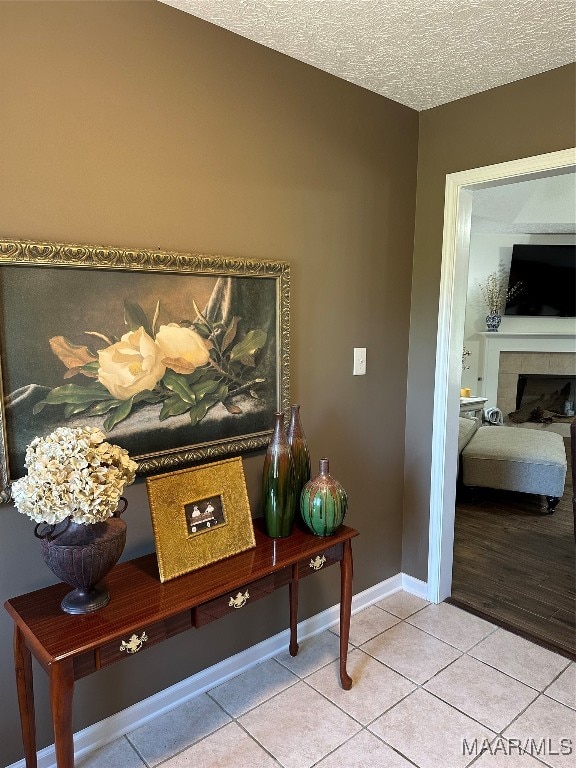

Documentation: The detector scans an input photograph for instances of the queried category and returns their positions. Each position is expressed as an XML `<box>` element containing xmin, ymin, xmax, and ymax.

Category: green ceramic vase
<box><xmin>262</xmin><ymin>412</ymin><xmax>296</xmax><ymax>538</ymax></box>
<box><xmin>300</xmin><ymin>458</ymin><xmax>347</xmax><ymax>536</ymax></box>
<box><xmin>287</xmin><ymin>404</ymin><xmax>311</xmax><ymax>520</ymax></box>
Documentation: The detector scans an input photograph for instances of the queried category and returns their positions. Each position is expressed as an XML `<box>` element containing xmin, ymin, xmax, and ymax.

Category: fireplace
<box><xmin>494</xmin><ymin>350</ymin><xmax>576</xmax><ymax>435</ymax></box>
<box><xmin>513</xmin><ymin>373</ymin><xmax>575</xmax><ymax>421</ymax></box>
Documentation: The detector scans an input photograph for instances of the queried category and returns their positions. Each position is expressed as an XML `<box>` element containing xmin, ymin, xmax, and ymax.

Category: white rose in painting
<box><xmin>155</xmin><ymin>323</ymin><xmax>211</xmax><ymax>375</ymax></box>
<box><xmin>98</xmin><ymin>327</ymin><xmax>166</xmax><ymax>400</ymax></box>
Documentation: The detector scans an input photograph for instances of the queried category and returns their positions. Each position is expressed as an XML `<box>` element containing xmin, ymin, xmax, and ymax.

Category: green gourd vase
<box><xmin>262</xmin><ymin>412</ymin><xmax>296</xmax><ymax>538</ymax></box>
<box><xmin>300</xmin><ymin>458</ymin><xmax>347</xmax><ymax>536</ymax></box>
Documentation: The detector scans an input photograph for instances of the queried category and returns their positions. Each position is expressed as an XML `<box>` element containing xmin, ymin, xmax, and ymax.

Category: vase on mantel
<box><xmin>262</xmin><ymin>412</ymin><xmax>295</xmax><ymax>538</ymax></box>
<box><xmin>287</xmin><ymin>405</ymin><xmax>311</xmax><ymax>520</ymax></box>
<box><xmin>300</xmin><ymin>458</ymin><xmax>347</xmax><ymax>537</ymax></box>
<box><xmin>485</xmin><ymin>312</ymin><xmax>501</xmax><ymax>332</ymax></box>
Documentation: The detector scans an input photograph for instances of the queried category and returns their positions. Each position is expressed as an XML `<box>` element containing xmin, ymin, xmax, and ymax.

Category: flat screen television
<box><xmin>505</xmin><ymin>243</ymin><xmax>576</xmax><ymax>317</ymax></box>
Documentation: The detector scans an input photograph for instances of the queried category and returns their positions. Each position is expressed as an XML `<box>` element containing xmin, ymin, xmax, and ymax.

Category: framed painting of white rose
<box><xmin>0</xmin><ymin>238</ymin><xmax>290</xmax><ymax>500</ymax></box>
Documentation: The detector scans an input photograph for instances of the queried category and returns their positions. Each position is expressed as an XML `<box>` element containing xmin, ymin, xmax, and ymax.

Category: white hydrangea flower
<box><xmin>11</xmin><ymin>426</ymin><xmax>138</xmax><ymax>525</ymax></box>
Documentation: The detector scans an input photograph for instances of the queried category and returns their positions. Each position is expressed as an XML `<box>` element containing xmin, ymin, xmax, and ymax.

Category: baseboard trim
<box><xmin>6</xmin><ymin>572</ymin><xmax>425</xmax><ymax>768</ymax></box>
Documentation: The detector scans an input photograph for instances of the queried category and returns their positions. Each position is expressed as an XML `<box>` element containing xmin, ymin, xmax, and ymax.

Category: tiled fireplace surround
<box><xmin>479</xmin><ymin>332</ymin><xmax>576</xmax><ymax>432</ymax></box>
<box><xmin>497</xmin><ymin>351</ymin><xmax>575</xmax><ymax>421</ymax></box>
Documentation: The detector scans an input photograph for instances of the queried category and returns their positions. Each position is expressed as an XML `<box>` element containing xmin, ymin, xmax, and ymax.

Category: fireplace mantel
<box><xmin>478</xmin><ymin>331</ymin><xmax>576</xmax><ymax>409</ymax></box>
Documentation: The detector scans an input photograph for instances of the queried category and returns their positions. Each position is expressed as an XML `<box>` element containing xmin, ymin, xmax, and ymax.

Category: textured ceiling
<box><xmin>471</xmin><ymin>171</ymin><xmax>576</xmax><ymax>234</ymax></box>
<box><xmin>159</xmin><ymin>0</ymin><xmax>576</xmax><ymax>110</ymax></box>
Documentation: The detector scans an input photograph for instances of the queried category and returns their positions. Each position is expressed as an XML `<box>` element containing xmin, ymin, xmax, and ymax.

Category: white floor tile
<box><xmin>315</xmin><ymin>729</ymin><xmax>415</xmax><ymax>767</ymax></box>
<box><xmin>126</xmin><ymin>693</ymin><xmax>230</xmax><ymax>767</ymax></box>
<box><xmin>275</xmin><ymin>630</ymin><xmax>345</xmax><ymax>678</ymax></box>
<box><xmin>159</xmin><ymin>721</ymin><xmax>278</xmax><ymax>767</ymax></box>
<box><xmin>238</xmin><ymin>681</ymin><xmax>361</xmax><ymax>768</ymax></box>
<box><xmin>407</xmin><ymin>601</ymin><xmax>496</xmax><ymax>651</ymax></box>
<box><xmin>75</xmin><ymin>737</ymin><xmax>145</xmax><ymax>768</ymax></box>
<box><xmin>361</xmin><ymin>620</ymin><xmax>461</xmax><ymax>684</ymax></box>
<box><xmin>424</xmin><ymin>654</ymin><xmax>538</xmax><ymax>732</ymax></box>
<box><xmin>330</xmin><ymin>604</ymin><xmax>400</xmax><ymax>646</ymax></box>
<box><xmin>544</xmin><ymin>663</ymin><xmax>576</xmax><ymax>710</ymax></box>
<box><xmin>504</xmin><ymin>694</ymin><xmax>576</xmax><ymax>768</ymax></box>
<box><xmin>471</xmin><ymin>737</ymin><xmax>562</xmax><ymax>767</ymax></box>
<box><xmin>375</xmin><ymin>590</ymin><xmax>430</xmax><ymax>618</ymax></box>
<box><xmin>306</xmin><ymin>648</ymin><xmax>415</xmax><ymax>725</ymax></box>
<box><xmin>470</xmin><ymin>629</ymin><xmax>571</xmax><ymax>691</ymax></box>
<box><xmin>369</xmin><ymin>688</ymin><xmax>494</xmax><ymax>768</ymax></box>
<box><xmin>209</xmin><ymin>658</ymin><xmax>298</xmax><ymax>717</ymax></box>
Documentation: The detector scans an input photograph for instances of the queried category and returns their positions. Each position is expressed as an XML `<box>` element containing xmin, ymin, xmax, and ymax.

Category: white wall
<box><xmin>461</xmin><ymin>233</ymin><xmax>576</xmax><ymax>392</ymax></box>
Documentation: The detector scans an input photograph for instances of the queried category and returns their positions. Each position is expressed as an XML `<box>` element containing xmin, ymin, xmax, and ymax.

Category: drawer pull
<box><xmin>228</xmin><ymin>590</ymin><xmax>250</xmax><ymax>608</ymax></box>
<box><xmin>309</xmin><ymin>555</ymin><xmax>326</xmax><ymax>571</ymax></box>
<box><xmin>119</xmin><ymin>632</ymin><xmax>148</xmax><ymax>654</ymax></box>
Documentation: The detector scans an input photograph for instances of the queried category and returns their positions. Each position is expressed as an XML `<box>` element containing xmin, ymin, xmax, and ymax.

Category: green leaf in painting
<box><xmin>33</xmin><ymin>383</ymin><xmax>112</xmax><ymax>415</ymax></box>
<box><xmin>191</xmin><ymin>379</ymin><xmax>220</xmax><ymax>400</ymax></box>
<box><xmin>124</xmin><ymin>301</ymin><xmax>152</xmax><ymax>336</ymax></box>
<box><xmin>63</xmin><ymin>402</ymin><xmax>94</xmax><ymax>418</ymax></box>
<box><xmin>159</xmin><ymin>395</ymin><xmax>191</xmax><ymax>421</ymax></box>
<box><xmin>193</xmin><ymin>322</ymin><xmax>211</xmax><ymax>338</ymax></box>
<box><xmin>221</xmin><ymin>316</ymin><xmax>240</xmax><ymax>352</ymax></box>
<box><xmin>188</xmin><ymin>402</ymin><xmax>208</xmax><ymax>426</ymax></box>
<box><xmin>103</xmin><ymin>397</ymin><xmax>135</xmax><ymax>432</ymax></box>
<box><xmin>88</xmin><ymin>399</ymin><xmax>124</xmax><ymax>416</ymax></box>
<box><xmin>229</xmin><ymin>329</ymin><xmax>267</xmax><ymax>363</ymax></box>
<box><xmin>162</xmin><ymin>370</ymin><xmax>197</xmax><ymax>404</ymax></box>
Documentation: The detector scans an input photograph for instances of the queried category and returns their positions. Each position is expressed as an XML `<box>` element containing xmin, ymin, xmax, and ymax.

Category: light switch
<box><xmin>353</xmin><ymin>347</ymin><xmax>366</xmax><ymax>375</ymax></box>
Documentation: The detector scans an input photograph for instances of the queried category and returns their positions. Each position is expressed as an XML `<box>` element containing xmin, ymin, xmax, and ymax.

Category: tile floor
<box><xmin>77</xmin><ymin>592</ymin><xmax>575</xmax><ymax>768</ymax></box>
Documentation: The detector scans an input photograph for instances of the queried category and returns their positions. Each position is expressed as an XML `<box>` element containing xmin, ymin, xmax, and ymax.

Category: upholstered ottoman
<box><xmin>462</xmin><ymin>426</ymin><xmax>567</xmax><ymax>513</ymax></box>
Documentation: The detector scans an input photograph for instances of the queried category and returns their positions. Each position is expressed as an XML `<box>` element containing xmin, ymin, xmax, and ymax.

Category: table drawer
<box><xmin>298</xmin><ymin>542</ymin><xmax>343</xmax><ymax>578</ymax></box>
<box><xmin>97</xmin><ymin>611</ymin><xmax>192</xmax><ymax>668</ymax></box>
<box><xmin>196</xmin><ymin>573</ymin><xmax>277</xmax><ymax>627</ymax></box>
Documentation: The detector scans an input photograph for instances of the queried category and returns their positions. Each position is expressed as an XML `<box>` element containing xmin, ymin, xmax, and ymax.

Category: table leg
<box><xmin>14</xmin><ymin>627</ymin><xmax>37</xmax><ymax>768</ymax></box>
<box><xmin>50</xmin><ymin>659</ymin><xmax>75</xmax><ymax>768</ymax></box>
<box><xmin>289</xmin><ymin>564</ymin><xmax>299</xmax><ymax>656</ymax></box>
<box><xmin>339</xmin><ymin>539</ymin><xmax>353</xmax><ymax>690</ymax></box>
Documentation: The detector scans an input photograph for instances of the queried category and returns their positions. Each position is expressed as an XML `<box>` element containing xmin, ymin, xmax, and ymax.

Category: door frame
<box><xmin>427</xmin><ymin>147</ymin><xmax>576</xmax><ymax>603</ymax></box>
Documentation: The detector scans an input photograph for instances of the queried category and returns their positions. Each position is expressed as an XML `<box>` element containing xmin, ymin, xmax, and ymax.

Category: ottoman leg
<box><xmin>545</xmin><ymin>496</ymin><xmax>560</xmax><ymax>514</ymax></box>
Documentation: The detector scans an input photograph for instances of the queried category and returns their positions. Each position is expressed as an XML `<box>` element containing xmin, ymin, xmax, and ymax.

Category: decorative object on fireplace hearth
<box><xmin>301</xmin><ymin>458</ymin><xmax>348</xmax><ymax>537</ymax></box>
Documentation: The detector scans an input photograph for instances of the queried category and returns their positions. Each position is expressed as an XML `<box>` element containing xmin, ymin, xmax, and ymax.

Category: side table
<box><xmin>5</xmin><ymin>519</ymin><xmax>358</xmax><ymax>768</ymax></box>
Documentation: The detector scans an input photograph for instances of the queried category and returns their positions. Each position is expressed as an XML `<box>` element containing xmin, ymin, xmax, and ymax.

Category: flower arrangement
<box><xmin>479</xmin><ymin>272</ymin><xmax>522</xmax><ymax>314</ymax></box>
<box><xmin>11</xmin><ymin>426</ymin><xmax>137</xmax><ymax>525</ymax></box>
<box><xmin>31</xmin><ymin>298</ymin><xmax>268</xmax><ymax>432</ymax></box>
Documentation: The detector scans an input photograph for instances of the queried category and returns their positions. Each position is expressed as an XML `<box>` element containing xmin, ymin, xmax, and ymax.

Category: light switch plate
<box><xmin>353</xmin><ymin>347</ymin><xmax>366</xmax><ymax>375</ymax></box>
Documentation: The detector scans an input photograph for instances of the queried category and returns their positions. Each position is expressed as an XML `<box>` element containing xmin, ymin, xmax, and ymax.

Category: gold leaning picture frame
<box><xmin>146</xmin><ymin>456</ymin><xmax>256</xmax><ymax>582</ymax></box>
<box><xmin>0</xmin><ymin>238</ymin><xmax>290</xmax><ymax>502</ymax></box>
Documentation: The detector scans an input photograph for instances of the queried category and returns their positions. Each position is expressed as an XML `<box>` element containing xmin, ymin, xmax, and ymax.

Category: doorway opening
<box><xmin>427</xmin><ymin>148</ymin><xmax>575</xmax><ymax>619</ymax></box>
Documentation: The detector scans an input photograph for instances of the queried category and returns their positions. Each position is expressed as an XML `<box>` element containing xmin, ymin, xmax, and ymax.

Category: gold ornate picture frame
<box><xmin>0</xmin><ymin>238</ymin><xmax>290</xmax><ymax>502</ymax></box>
<box><xmin>146</xmin><ymin>456</ymin><xmax>255</xmax><ymax>581</ymax></box>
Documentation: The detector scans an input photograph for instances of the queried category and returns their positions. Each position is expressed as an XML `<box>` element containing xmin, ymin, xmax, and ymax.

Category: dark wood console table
<box><xmin>5</xmin><ymin>520</ymin><xmax>358</xmax><ymax>768</ymax></box>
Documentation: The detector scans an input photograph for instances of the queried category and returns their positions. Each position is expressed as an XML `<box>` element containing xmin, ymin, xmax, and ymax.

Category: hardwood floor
<box><xmin>451</xmin><ymin>437</ymin><xmax>575</xmax><ymax>658</ymax></box>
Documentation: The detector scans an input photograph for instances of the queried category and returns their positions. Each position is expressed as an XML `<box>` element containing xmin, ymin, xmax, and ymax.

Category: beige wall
<box><xmin>402</xmin><ymin>64</ymin><xmax>576</xmax><ymax>579</ymax></box>
<box><xmin>0</xmin><ymin>2</ymin><xmax>418</xmax><ymax>763</ymax></box>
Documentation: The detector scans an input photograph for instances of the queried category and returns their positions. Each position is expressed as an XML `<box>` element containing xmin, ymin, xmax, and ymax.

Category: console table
<box><xmin>5</xmin><ymin>519</ymin><xmax>358</xmax><ymax>768</ymax></box>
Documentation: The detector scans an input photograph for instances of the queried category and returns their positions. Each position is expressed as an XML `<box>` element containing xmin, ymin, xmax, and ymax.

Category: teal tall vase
<box><xmin>262</xmin><ymin>412</ymin><xmax>296</xmax><ymax>538</ymax></box>
<box><xmin>287</xmin><ymin>404</ymin><xmax>311</xmax><ymax>520</ymax></box>
<box><xmin>300</xmin><ymin>458</ymin><xmax>347</xmax><ymax>537</ymax></box>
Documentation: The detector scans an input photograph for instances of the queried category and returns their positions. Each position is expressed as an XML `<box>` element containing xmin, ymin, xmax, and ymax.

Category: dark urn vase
<box><xmin>262</xmin><ymin>412</ymin><xmax>295</xmax><ymax>538</ymax></box>
<box><xmin>35</xmin><ymin>499</ymin><xmax>128</xmax><ymax>614</ymax></box>
<box><xmin>301</xmin><ymin>459</ymin><xmax>348</xmax><ymax>537</ymax></box>
<box><xmin>287</xmin><ymin>404</ymin><xmax>311</xmax><ymax>519</ymax></box>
